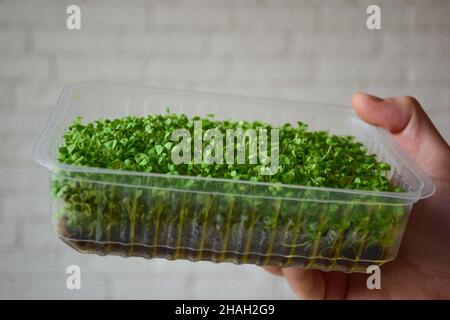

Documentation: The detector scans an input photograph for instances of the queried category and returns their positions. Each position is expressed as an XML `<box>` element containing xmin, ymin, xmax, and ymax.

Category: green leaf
<box><xmin>58</xmin><ymin>111</ymin><xmax>400</xmax><ymax>193</ymax></box>
<box><xmin>155</xmin><ymin>145</ymin><xmax>163</xmax><ymax>155</ymax></box>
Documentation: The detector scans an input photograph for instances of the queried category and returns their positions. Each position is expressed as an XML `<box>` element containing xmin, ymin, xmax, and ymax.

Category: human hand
<box><xmin>265</xmin><ymin>94</ymin><xmax>450</xmax><ymax>299</ymax></box>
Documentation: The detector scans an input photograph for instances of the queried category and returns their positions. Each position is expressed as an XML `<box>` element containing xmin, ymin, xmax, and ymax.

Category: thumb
<box><xmin>282</xmin><ymin>268</ymin><xmax>325</xmax><ymax>300</ymax></box>
<box><xmin>352</xmin><ymin>93</ymin><xmax>449</xmax><ymax>179</ymax></box>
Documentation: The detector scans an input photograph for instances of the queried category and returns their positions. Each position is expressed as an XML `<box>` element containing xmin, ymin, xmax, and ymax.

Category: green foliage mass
<box><xmin>52</xmin><ymin>112</ymin><xmax>407</xmax><ymax>272</ymax></box>
<box><xmin>58</xmin><ymin>111</ymin><xmax>399</xmax><ymax>192</ymax></box>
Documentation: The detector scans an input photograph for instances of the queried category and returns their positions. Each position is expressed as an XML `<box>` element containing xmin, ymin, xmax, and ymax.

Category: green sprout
<box><xmin>52</xmin><ymin>112</ymin><xmax>408</xmax><ymax>273</ymax></box>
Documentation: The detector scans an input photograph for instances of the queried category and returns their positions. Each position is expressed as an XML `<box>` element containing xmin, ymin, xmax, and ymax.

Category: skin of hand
<box><xmin>264</xmin><ymin>93</ymin><xmax>450</xmax><ymax>300</ymax></box>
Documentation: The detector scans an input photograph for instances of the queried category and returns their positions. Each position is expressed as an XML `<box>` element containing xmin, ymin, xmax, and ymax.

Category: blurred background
<box><xmin>0</xmin><ymin>0</ymin><xmax>449</xmax><ymax>299</ymax></box>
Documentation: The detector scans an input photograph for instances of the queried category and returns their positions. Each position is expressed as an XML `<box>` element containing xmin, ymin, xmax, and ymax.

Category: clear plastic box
<box><xmin>33</xmin><ymin>82</ymin><xmax>435</xmax><ymax>273</ymax></box>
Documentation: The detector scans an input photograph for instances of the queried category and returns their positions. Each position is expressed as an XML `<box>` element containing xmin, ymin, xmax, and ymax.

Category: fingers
<box><xmin>282</xmin><ymin>268</ymin><xmax>325</xmax><ymax>300</ymax></box>
<box><xmin>352</xmin><ymin>93</ymin><xmax>449</xmax><ymax>178</ymax></box>
<box><xmin>351</xmin><ymin>93</ymin><xmax>415</xmax><ymax>134</ymax></box>
<box><xmin>323</xmin><ymin>271</ymin><xmax>348</xmax><ymax>300</ymax></box>
<box><xmin>264</xmin><ymin>267</ymin><xmax>327</xmax><ymax>300</ymax></box>
<box><xmin>264</xmin><ymin>266</ymin><xmax>328</xmax><ymax>300</ymax></box>
<box><xmin>263</xmin><ymin>266</ymin><xmax>284</xmax><ymax>277</ymax></box>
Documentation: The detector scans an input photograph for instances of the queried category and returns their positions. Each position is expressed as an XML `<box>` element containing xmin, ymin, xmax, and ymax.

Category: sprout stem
<box><xmin>198</xmin><ymin>196</ymin><xmax>214</xmax><ymax>260</ymax></box>
<box><xmin>241</xmin><ymin>207</ymin><xmax>257</xmax><ymax>264</ymax></box>
<box><xmin>219</xmin><ymin>200</ymin><xmax>235</xmax><ymax>262</ymax></box>
<box><xmin>263</xmin><ymin>200</ymin><xmax>281</xmax><ymax>265</ymax></box>
<box><xmin>286</xmin><ymin>201</ymin><xmax>305</xmax><ymax>265</ymax></box>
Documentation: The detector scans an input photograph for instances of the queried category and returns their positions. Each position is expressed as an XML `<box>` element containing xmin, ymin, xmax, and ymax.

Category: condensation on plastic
<box><xmin>33</xmin><ymin>83</ymin><xmax>435</xmax><ymax>273</ymax></box>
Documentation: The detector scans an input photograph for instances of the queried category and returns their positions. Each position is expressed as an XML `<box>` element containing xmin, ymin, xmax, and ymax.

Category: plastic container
<box><xmin>33</xmin><ymin>82</ymin><xmax>435</xmax><ymax>273</ymax></box>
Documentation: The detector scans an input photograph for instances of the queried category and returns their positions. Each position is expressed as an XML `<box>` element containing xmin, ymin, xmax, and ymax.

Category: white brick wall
<box><xmin>153</xmin><ymin>6</ymin><xmax>233</xmax><ymax>29</ymax></box>
<box><xmin>0</xmin><ymin>0</ymin><xmax>59</xmax><ymax>26</ymax></box>
<box><xmin>211</xmin><ymin>31</ymin><xmax>287</xmax><ymax>57</ymax></box>
<box><xmin>235</xmin><ymin>5</ymin><xmax>317</xmax><ymax>30</ymax></box>
<box><xmin>32</xmin><ymin>31</ymin><xmax>116</xmax><ymax>52</ymax></box>
<box><xmin>0</xmin><ymin>56</ymin><xmax>50</xmax><ymax>81</ymax></box>
<box><xmin>0</xmin><ymin>30</ymin><xmax>27</xmax><ymax>52</ymax></box>
<box><xmin>117</xmin><ymin>32</ymin><xmax>207</xmax><ymax>56</ymax></box>
<box><xmin>0</xmin><ymin>0</ymin><xmax>449</xmax><ymax>300</ymax></box>
<box><xmin>55</xmin><ymin>56</ymin><xmax>145</xmax><ymax>82</ymax></box>
<box><xmin>145</xmin><ymin>58</ymin><xmax>227</xmax><ymax>81</ymax></box>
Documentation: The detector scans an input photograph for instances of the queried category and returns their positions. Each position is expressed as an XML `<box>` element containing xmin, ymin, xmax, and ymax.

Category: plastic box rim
<box><xmin>32</xmin><ymin>82</ymin><xmax>436</xmax><ymax>202</ymax></box>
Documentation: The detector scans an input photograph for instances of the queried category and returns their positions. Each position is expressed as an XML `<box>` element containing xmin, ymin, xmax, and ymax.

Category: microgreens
<box><xmin>58</xmin><ymin>112</ymin><xmax>399</xmax><ymax>192</ymax></box>
<box><xmin>52</xmin><ymin>112</ymin><xmax>406</xmax><ymax>272</ymax></box>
